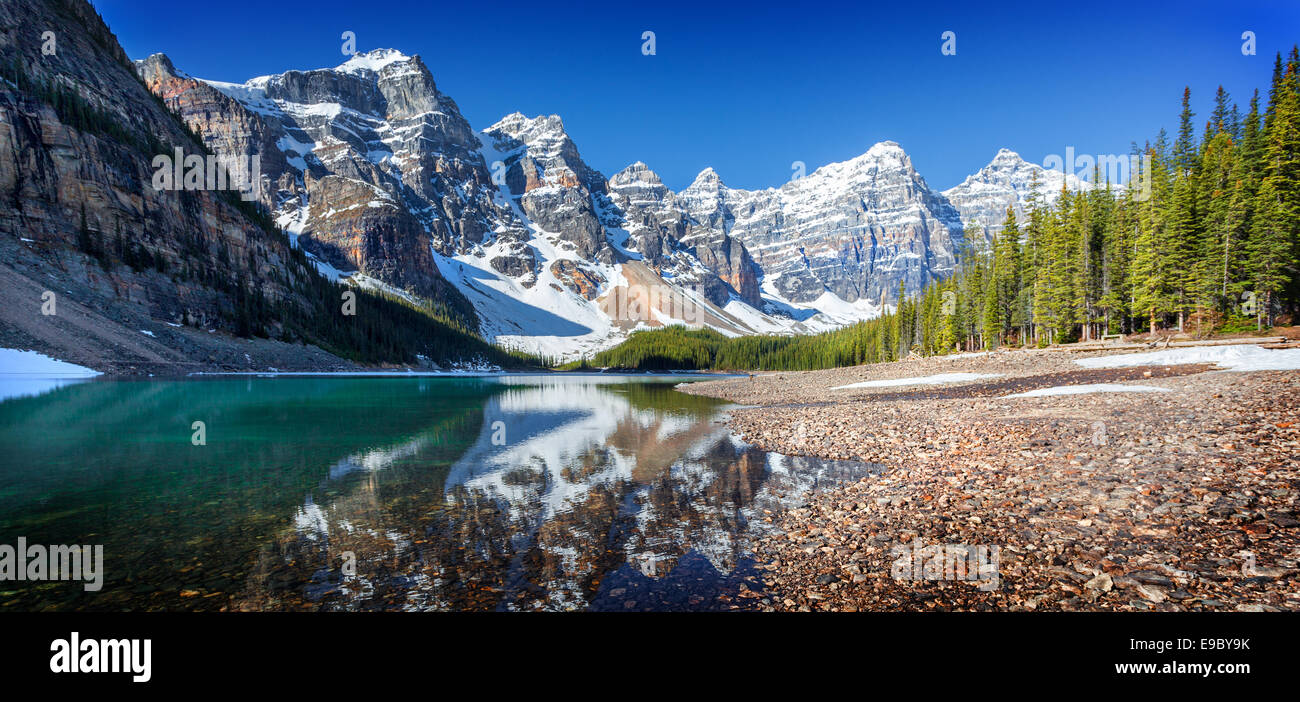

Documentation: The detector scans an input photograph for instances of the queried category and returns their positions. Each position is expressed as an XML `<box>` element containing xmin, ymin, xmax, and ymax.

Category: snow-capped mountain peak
<box><xmin>335</xmin><ymin>48</ymin><xmax>415</xmax><ymax>75</ymax></box>
<box><xmin>689</xmin><ymin>166</ymin><xmax>724</xmax><ymax>187</ymax></box>
<box><xmin>673</xmin><ymin>140</ymin><xmax>962</xmax><ymax>309</ymax></box>
<box><xmin>487</xmin><ymin>112</ymin><xmax>569</xmax><ymax>145</ymax></box>
<box><xmin>865</xmin><ymin>139</ymin><xmax>906</xmax><ymax>157</ymax></box>
<box><xmin>609</xmin><ymin>161</ymin><xmax>665</xmax><ymax>189</ymax></box>
<box><xmin>955</xmin><ymin>148</ymin><xmax>1087</xmax><ymax>192</ymax></box>
<box><xmin>942</xmin><ymin>148</ymin><xmax>1090</xmax><ymax>243</ymax></box>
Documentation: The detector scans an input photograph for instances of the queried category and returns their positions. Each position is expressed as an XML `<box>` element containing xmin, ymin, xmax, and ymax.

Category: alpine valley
<box><xmin>2</xmin><ymin>0</ymin><xmax>1084</xmax><ymax>369</ymax></box>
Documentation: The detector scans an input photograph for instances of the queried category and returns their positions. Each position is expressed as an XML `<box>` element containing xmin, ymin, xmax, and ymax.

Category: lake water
<box><xmin>0</xmin><ymin>375</ymin><xmax>877</xmax><ymax>611</ymax></box>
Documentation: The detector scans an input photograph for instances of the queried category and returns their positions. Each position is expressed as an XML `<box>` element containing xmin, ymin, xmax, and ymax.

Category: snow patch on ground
<box><xmin>0</xmin><ymin>349</ymin><xmax>100</xmax><ymax>377</ymax></box>
<box><xmin>0</xmin><ymin>348</ymin><xmax>101</xmax><ymax>402</ymax></box>
<box><xmin>1004</xmin><ymin>383</ymin><xmax>1171</xmax><ymax>398</ymax></box>
<box><xmin>1075</xmin><ymin>345</ymin><xmax>1300</xmax><ymax>372</ymax></box>
<box><xmin>938</xmin><ymin>352</ymin><xmax>991</xmax><ymax>361</ymax></box>
<box><xmin>832</xmin><ymin>372</ymin><xmax>1000</xmax><ymax>390</ymax></box>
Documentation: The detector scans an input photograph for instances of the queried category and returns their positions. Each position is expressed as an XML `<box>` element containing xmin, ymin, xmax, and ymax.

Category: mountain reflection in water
<box><xmin>0</xmin><ymin>375</ymin><xmax>879</xmax><ymax>612</ymax></box>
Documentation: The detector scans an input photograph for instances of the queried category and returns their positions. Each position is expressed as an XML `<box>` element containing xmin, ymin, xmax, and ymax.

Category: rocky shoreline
<box><xmin>680</xmin><ymin>346</ymin><xmax>1300</xmax><ymax>611</ymax></box>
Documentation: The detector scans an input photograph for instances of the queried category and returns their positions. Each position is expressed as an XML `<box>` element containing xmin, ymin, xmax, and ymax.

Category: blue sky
<box><xmin>96</xmin><ymin>0</ymin><xmax>1298</xmax><ymax>191</ymax></box>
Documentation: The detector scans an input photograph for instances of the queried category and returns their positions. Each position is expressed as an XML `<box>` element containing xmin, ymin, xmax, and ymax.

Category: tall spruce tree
<box><xmin>1173</xmin><ymin>87</ymin><xmax>1199</xmax><ymax>175</ymax></box>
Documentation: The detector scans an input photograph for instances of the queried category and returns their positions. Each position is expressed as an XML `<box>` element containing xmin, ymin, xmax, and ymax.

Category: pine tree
<box><xmin>1194</xmin><ymin>130</ymin><xmax>1235</xmax><ymax>326</ymax></box>
<box><xmin>981</xmin><ymin>275</ymin><xmax>1000</xmax><ymax>347</ymax></box>
<box><xmin>894</xmin><ymin>279</ymin><xmax>908</xmax><ymax>358</ymax></box>
<box><xmin>1209</xmin><ymin>85</ymin><xmax>1232</xmax><ymax>138</ymax></box>
<box><xmin>1133</xmin><ymin>147</ymin><xmax>1173</xmax><ymax>333</ymax></box>
<box><xmin>1171</xmin><ymin>163</ymin><xmax>1200</xmax><ymax>331</ymax></box>
<box><xmin>1099</xmin><ymin>187</ymin><xmax>1136</xmax><ymax>333</ymax></box>
<box><xmin>1243</xmin><ymin>90</ymin><xmax>1265</xmax><ymax>179</ymax></box>
<box><xmin>984</xmin><ymin>206</ymin><xmax>1023</xmax><ymax>345</ymax></box>
<box><xmin>1021</xmin><ymin>169</ymin><xmax>1047</xmax><ymax>344</ymax></box>
<box><xmin>1173</xmin><ymin>87</ymin><xmax>1198</xmax><ymax>175</ymax></box>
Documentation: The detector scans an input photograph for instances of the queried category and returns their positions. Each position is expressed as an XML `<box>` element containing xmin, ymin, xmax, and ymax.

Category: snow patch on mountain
<box><xmin>336</xmin><ymin>48</ymin><xmax>415</xmax><ymax>75</ymax></box>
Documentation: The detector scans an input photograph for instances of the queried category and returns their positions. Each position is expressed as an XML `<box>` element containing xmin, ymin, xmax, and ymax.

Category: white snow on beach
<box><xmin>832</xmin><ymin>372</ymin><xmax>1001</xmax><ymax>390</ymax></box>
<box><xmin>938</xmin><ymin>352</ymin><xmax>990</xmax><ymax>361</ymax></box>
<box><xmin>1004</xmin><ymin>383</ymin><xmax>1171</xmax><ymax>398</ymax></box>
<box><xmin>0</xmin><ymin>348</ymin><xmax>100</xmax><ymax>402</ymax></box>
<box><xmin>1075</xmin><ymin>345</ymin><xmax>1300</xmax><ymax>372</ymax></box>
<box><xmin>0</xmin><ymin>348</ymin><xmax>100</xmax><ymax>377</ymax></box>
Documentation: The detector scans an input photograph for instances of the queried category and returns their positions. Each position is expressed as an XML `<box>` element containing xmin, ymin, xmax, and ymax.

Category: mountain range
<box><xmin>0</xmin><ymin>1</ymin><xmax>1085</xmax><ymax>369</ymax></box>
<box><xmin>136</xmin><ymin>47</ymin><xmax>1086</xmax><ymax>360</ymax></box>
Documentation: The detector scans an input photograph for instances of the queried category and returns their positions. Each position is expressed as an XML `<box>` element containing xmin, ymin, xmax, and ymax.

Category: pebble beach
<box><xmin>680</xmin><ymin>344</ymin><xmax>1300</xmax><ymax>611</ymax></box>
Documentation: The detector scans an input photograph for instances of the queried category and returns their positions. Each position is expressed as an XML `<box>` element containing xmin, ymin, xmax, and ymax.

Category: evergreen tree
<box><xmin>1209</xmin><ymin>85</ymin><xmax>1232</xmax><ymax>137</ymax></box>
<box><xmin>1194</xmin><ymin>130</ymin><xmax>1236</xmax><ymax>326</ymax></box>
<box><xmin>1173</xmin><ymin>87</ymin><xmax>1198</xmax><ymax>175</ymax></box>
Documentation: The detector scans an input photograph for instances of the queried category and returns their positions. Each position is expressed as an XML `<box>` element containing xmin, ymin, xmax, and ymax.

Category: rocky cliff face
<box><xmin>0</xmin><ymin>0</ymin><xmax>306</xmax><ymax>361</ymax></box>
<box><xmin>482</xmin><ymin>112</ymin><xmax>612</xmax><ymax>265</ymax></box>
<box><xmin>1</xmin><ymin>1</ymin><xmax>511</xmax><ymax>373</ymax></box>
<box><xmin>606</xmin><ymin>161</ymin><xmax>762</xmax><ymax>308</ymax></box>
<box><xmin>483</xmin><ymin>114</ymin><xmax>763</xmax><ymax>309</ymax></box>
<box><xmin>135</xmin><ymin>49</ymin><xmax>484</xmax><ymax>324</ymax></box>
